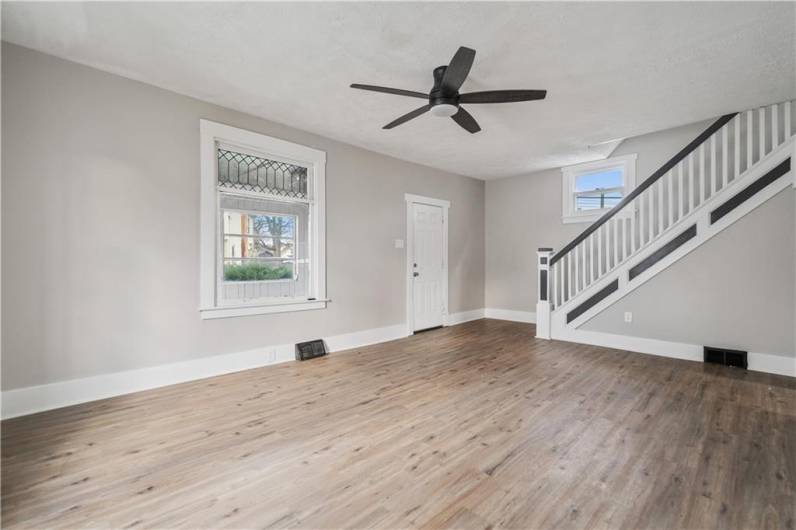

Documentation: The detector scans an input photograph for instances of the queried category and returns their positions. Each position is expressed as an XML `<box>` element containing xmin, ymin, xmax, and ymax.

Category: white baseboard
<box><xmin>0</xmin><ymin>313</ymin><xmax>491</xmax><ymax>420</ymax></box>
<box><xmin>9</xmin><ymin>313</ymin><xmax>786</xmax><ymax>420</ymax></box>
<box><xmin>324</xmin><ymin>324</ymin><xmax>407</xmax><ymax>352</ymax></box>
<box><xmin>1</xmin><ymin>323</ymin><xmax>408</xmax><ymax>420</ymax></box>
<box><xmin>747</xmin><ymin>351</ymin><xmax>796</xmax><ymax>377</ymax></box>
<box><xmin>445</xmin><ymin>308</ymin><xmax>486</xmax><ymax>325</ymax></box>
<box><xmin>554</xmin><ymin>328</ymin><xmax>796</xmax><ymax>378</ymax></box>
<box><xmin>485</xmin><ymin>308</ymin><xmax>536</xmax><ymax>323</ymax></box>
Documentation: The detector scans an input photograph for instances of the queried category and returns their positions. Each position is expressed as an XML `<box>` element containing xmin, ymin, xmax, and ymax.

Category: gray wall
<box><xmin>486</xmin><ymin>119</ymin><xmax>795</xmax><ymax>357</ymax></box>
<box><xmin>1</xmin><ymin>44</ymin><xmax>485</xmax><ymax>389</ymax></box>
<box><xmin>582</xmin><ymin>190</ymin><xmax>795</xmax><ymax>355</ymax></box>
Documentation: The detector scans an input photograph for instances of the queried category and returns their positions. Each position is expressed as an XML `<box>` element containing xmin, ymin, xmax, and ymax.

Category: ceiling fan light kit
<box><xmin>351</xmin><ymin>46</ymin><xmax>547</xmax><ymax>134</ymax></box>
<box><xmin>430</xmin><ymin>104</ymin><xmax>458</xmax><ymax>118</ymax></box>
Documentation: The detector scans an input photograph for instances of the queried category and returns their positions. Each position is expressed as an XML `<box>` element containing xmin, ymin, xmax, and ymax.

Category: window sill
<box><xmin>200</xmin><ymin>299</ymin><xmax>328</xmax><ymax>319</ymax></box>
<box><xmin>562</xmin><ymin>213</ymin><xmax>607</xmax><ymax>224</ymax></box>
<box><xmin>221</xmin><ymin>279</ymin><xmax>295</xmax><ymax>285</ymax></box>
<box><xmin>562</xmin><ymin>207</ymin><xmax>635</xmax><ymax>224</ymax></box>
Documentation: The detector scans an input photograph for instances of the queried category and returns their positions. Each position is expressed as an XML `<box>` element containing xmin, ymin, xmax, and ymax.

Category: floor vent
<box><xmin>703</xmin><ymin>346</ymin><xmax>748</xmax><ymax>369</ymax></box>
<box><xmin>296</xmin><ymin>339</ymin><xmax>327</xmax><ymax>361</ymax></box>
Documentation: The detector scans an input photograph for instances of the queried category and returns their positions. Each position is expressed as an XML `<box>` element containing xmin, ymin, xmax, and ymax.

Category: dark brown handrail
<box><xmin>550</xmin><ymin>112</ymin><xmax>738</xmax><ymax>265</ymax></box>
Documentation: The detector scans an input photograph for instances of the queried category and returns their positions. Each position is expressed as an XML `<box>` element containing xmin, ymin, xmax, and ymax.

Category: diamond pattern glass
<box><xmin>218</xmin><ymin>148</ymin><xmax>308</xmax><ymax>199</ymax></box>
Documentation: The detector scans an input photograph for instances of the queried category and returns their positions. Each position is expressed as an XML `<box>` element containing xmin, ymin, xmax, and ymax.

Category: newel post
<box><xmin>536</xmin><ymin>248</ymin><xmax>554</xmax><ymax>339</ymax></box>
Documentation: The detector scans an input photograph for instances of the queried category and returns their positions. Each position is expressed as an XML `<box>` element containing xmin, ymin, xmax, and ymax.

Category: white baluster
<box><xmin>688</xmin><ymin>152</ymin><xmax>695</xmax><ymax>212</ymax></box>
<box><xmin>613</xmin><ymin>217</ymin><xmax>619</xmax><ymax>266</ymax></box>
<box><xmin>747</xmin><ymin>109</ymin><xmax>753</xmax><ymax>169</ymax></box>
<box><xmin>786</xmin><ymin>101</ymin><xmax>792</xmax><ymax>138</ymax></box>
<box><xmin>772</xmin><ymin>104</ymin><xmax>779</xmax><ymax>148</ymax></box>
<box><xmin>555</xmin><ymin>261</ymin><xmax>560</xmax><ymax>308</ymax></box>
<box><xmin>567</xmin><ymin>253</ymin><xmax>572</xmax><ymax>302</ymax></box>
<box><xmin>574</xmin><ymin>245</ymin><xmax>580</xmax><ymax>294</ymax></box>
<box><xmin>647</xmin><ymin>189</ymin><xmax>654</xmax><ymax>243</ymax></box>
<box><xmin>637</xmin><ymin>192</ymin><xmax>644</xmax><ymax>248</ymax></box>
<box><xmin>721</xmin><ymin>126</ymin><xmax>728</xmax><ymax>190</ymax></box>
<box><xmin>623</xmin><ymin>217</ymin><xmax>630</xmax><ymax>259</ymax></box>
<box><xmin>668</xmin><ymin>169</ymin><xmax>674</xmax><ymax>227</ymax></box>
<box><xmin>581</xmin><ymin>244</ymin><xmax>586</xmax><ymax>291</ymax></box>
<box><xmin>699</xmin><ymin>144</ymin><xmax>705</xmax><ymax>206</ymax></box>
<box><xmin>710</xmin><ymin>135</ymin><xmax>717</xmax><ymax>197</ymax></box>
<box><xmin>734</xmin><ymin>116</ymin><xmax>740</xmax><ymax>180</ymax></box>
<box><xmin>678</xmin><ymin>160</ymin><xmax>684</xmax><ymax>220</ymax></box>
<box><xmin>630</xmin><ymin>206</ymin><xmax>637</xmax><ymax>254</ymax></box>
<box><xmin>597</xmin><ymin>224</ymin><xmax>603</xmax><ymax>276</ymax></box>
<box><xmin>608</xmin><ymin>220</ymin><xmax>615</xmax><ymax>269</ymax></box>
<box><xmin>759</xmin><ymin>107</ymin><xmax>766</xmax><ymax>158</ymax></box>
<box><xmin>657</xmin><ymin>178</ymin><xmax>664</xmax><ymax>236</ymax></box>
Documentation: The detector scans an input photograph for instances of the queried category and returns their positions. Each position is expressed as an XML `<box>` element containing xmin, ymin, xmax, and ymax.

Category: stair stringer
<box><xmin>550</xmin><ymin>137</ymin><xmax>794</xmax><ymax>341</ymax></box>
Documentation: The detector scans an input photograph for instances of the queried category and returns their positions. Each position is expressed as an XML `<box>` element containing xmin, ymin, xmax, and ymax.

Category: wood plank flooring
<box><xmin>2</xmin><ymin>319</ymin><xmax>795</xmax><ymax>529</ymax></box>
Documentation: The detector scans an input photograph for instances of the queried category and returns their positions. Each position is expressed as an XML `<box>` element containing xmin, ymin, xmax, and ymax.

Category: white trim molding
<box><xmin>404</xmin><ymin>193</ymin><xmax>451</xmax><ymax>209</ymax></box>
<box><xmin>554</xmin><ymin>327</ymin><xmax>796</xmax><ymax>378</ymax></box>
<box><xmin>1</xmin><ymin>323</ymin><xmax>408</xmax><ymax>420</ymax></box>
<box><xmin>405</xmin><ymin>193</ymin><xmax>450</xmax><ymax>335</ymax></box>
<box><xmin>561</xmin><ymin>153</ymin><xmax>637</xmax><ymax>224</ymax></box>
<box><xmin>2</xmin><ymin>316</ymin><xmax>500</xmax><ymax>420</ymax></box>
<box><xmin>446</xmin><ymin>308</ymin><xmax>486</xmax><ymax>326</ymax></box>
<box><xmin>485</xmin><ymin>308</ymin><xmax>537</xmax><ymax>323</ymax></box>
<box><xmin>199</xmin><ymin>120</ymin><xmax>327</xmax><ymax>318</ymax></box>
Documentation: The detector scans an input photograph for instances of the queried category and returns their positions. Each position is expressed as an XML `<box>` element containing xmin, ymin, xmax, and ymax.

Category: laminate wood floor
<box><xmin>3</xmin><ymin>319</ymin><xmax>795</xmax><ymax>529</ymax></box>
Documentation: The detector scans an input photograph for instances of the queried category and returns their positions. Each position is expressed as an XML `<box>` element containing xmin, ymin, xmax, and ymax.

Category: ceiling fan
<box><xmin>351</xmin><ymin>46</ymin><xmax>547</xmax><ymax>134</ymax></box>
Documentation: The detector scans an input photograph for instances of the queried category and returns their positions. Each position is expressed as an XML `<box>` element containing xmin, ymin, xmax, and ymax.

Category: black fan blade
<box><xmin>441</xmin><ymin>47</ymin><xmax>476</xmax><ymax>93</ymax></box>
<box><xmin>383</xmin><ymin>105</ymin><xmax>432</xmax><ymax>129</ymax></box>
<box><xmin>451</xmin><ymin>107</ymin><xmax>481</xmax><ymax>134</ymax></box>
<box><xmin>459</xmin><ymin>90</ymin><xmax>547</xmax><ymax>104</ymax></box>
<box><xmin>350</xmin><ymin>84</ymin><xmax>428</xmax><ymax>99</ymax></box>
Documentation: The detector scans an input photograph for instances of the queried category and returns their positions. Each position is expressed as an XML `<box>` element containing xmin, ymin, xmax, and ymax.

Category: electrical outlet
<box><xmin>624</xmin><ymin>312</ymin><xmax>633</xmax><ymax>323</ymax></box>
<box><xmin>266</xmin><ymin>349</ymin><xmax>278</xmax><ymax>363</ymax></box>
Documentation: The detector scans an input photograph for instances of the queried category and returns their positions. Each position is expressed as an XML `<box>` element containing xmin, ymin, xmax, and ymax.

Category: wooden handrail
<box><xmin>550</xmin><ymin>112</ymin><xmax>738</xmax><ymax>265</ymax></box>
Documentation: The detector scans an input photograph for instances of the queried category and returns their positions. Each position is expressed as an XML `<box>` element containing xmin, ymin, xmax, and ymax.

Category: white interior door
<box><xmin>410</xmin><ymin>202</ymin><xmax>445</xmax><ymax>332</ymax></box>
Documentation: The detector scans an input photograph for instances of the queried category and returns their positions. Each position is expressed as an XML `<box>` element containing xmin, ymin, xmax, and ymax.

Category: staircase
<box><xmin>536</xmin><ymin>100</ymin><xmax>795</xmax><ymax>346</ymax></box>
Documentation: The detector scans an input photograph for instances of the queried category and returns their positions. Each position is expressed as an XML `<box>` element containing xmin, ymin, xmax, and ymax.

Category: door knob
<box><xmin>413</xmin><ymin>272</ymin><xmax>420</xmax><ymax>277</ymax></box>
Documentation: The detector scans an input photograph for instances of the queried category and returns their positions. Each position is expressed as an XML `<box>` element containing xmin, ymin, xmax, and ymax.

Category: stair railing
<box><xmin>536</xmin><ymin>100</ymin><xmax>795</xmax><ymax>339</ymax></box>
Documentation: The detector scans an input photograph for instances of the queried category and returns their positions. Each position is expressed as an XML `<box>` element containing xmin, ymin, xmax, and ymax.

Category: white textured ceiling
<box><xmin>3</xmin><ymin>2</ymin><xmax>795</xmax><ymax>179</ymax></box>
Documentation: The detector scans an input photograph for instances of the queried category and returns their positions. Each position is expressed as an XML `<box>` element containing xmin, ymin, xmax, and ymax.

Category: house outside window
<box><xmin>199</xmin><ymin>120</ymin><xmax>326</xmax><ymax>319</ymax></box>
<box><xmin>561</xmin><ymin>154</ymin><xmax>637</xmax><ymax>224</ymax></box>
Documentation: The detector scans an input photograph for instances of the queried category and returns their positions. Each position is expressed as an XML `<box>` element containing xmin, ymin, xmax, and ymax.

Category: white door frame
<box><xmin>405</xmin><ymin>193</ymin><xmax>450</xmax><ymax>335</ymax></box>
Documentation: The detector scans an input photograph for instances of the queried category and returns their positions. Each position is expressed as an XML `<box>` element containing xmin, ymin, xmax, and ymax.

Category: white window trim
<box><xmin>561</xmin><ymin>154</ymin><xmax>637</xmax><ymax>224</ymax></box>
<box><xmin>199</xmin><ymin>120</ymin><xmax>327</xmax><ymax>319</ymax></box>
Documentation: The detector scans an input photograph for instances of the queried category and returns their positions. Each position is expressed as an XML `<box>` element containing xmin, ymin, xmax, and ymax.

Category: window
<box><xmin>200</xmin><ymin>120</ymin><xmax>326</xmax><ymax>318</ymax></box>
<box><xmin>561</xmin><ymin>154</ymin><xmax>636</xmax><ymax>223</ymax></box>
<box><xmin>222</xmin><ymin>211</ymin><xmax>297</xmax><ymax>282</ymax></box>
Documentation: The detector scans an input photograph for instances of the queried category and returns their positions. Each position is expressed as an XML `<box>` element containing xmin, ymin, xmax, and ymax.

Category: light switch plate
<box><xmin>394</xmin><ymin>239</ymin><xmax>405</xmax><ymax>249</ymax></box>
<box><xmin>624</xmin><ymin>312</ymin><xmax>633</xmax><ymax>323</ymax></box>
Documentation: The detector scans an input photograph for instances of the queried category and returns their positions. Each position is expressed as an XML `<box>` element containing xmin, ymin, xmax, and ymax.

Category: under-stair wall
<box><xmin>582</xmin><ymin>189</ymin><xmax>794</xmax><ymax>359</ymax></box>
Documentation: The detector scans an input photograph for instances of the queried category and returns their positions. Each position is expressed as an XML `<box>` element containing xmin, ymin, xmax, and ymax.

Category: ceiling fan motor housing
<box><xmin>430</xmin><ymin>65</ymin><xmax>459</xmax><ymax>109</ymax></box>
